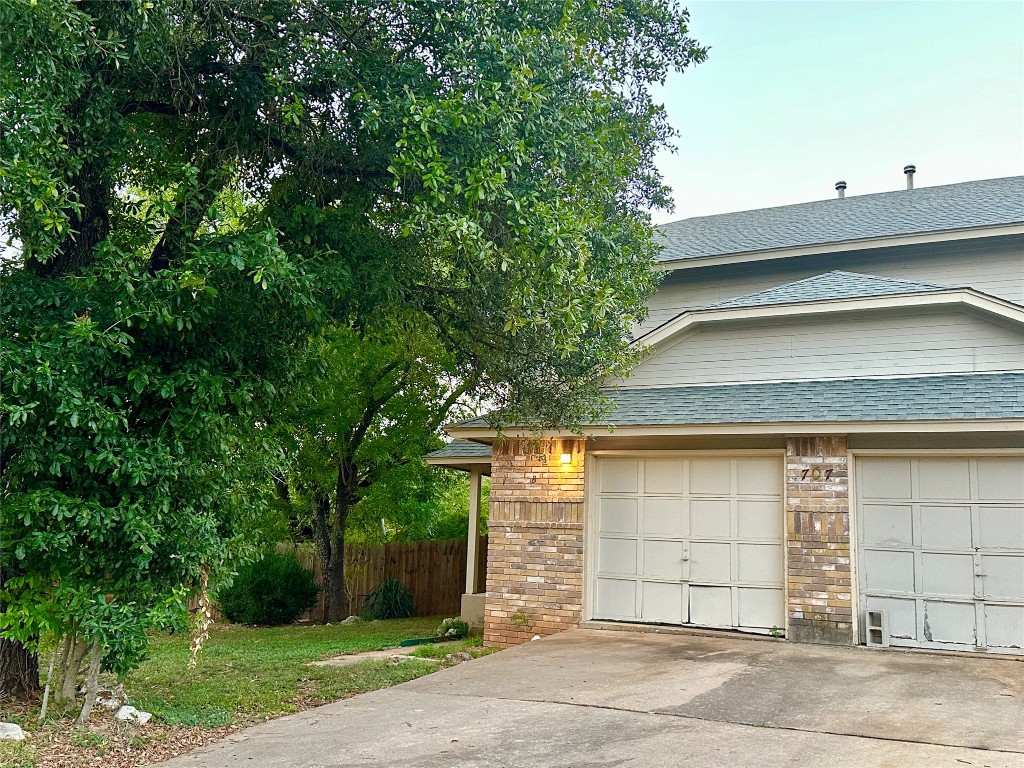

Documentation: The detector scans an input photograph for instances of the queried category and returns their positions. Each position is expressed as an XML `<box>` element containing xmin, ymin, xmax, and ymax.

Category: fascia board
<box><xmin>447</xmin><ymin>419</ymin><xmax>1024</xmax><ymax>440</ymax></box>
<box><xmin>423</xmin><ymin>455</ymin><xmax>491</xmax><ymax>465</ymax></box>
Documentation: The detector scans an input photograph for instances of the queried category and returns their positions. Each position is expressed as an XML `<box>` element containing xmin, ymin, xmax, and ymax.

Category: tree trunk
<box><xmin>320</xmin><ymin>498</ymin><xmax>350</xmax><ymax>623</ymax></box>
<box><xmin>326</xmin><ymin>463</ymin><xmax>353</xmax><ymax>623</ymax></box>
<box><xmin>59</xmin><ymin>637</ymin><xmax>90</xmax><ymax>702</ymax></box>
<box><xmin>310</xmin><ymin>494</ymin><xmax>333</xmax><ymax>623</ymax></box>
<box><xmin>322</xmin><ymin>536</ymin><xmax>347</xmax><ymax>623</ymax></box>
<box><xmin>76</xmin><ymin>641</ymin><xmax>102</xmax><ymax>725</ymax></box>
<box><xmin>310</xmin><ymin>465</ymin><xmax>355</xmax><ymax>624</ymax></box>
<box><xmin>0</xmin><ymin>564</ymin><xmax>41</xmax><ymax>701</ymax></box>
<box><xmin>0</xmin><ymin>637</ymin><xmax>40</xmax><ymax>701</ymax></box>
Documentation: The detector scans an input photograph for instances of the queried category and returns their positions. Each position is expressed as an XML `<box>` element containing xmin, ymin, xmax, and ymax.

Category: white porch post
<box><xmin>465</xmin><ymin>467</ymin><xmax>483</xmax><ymax>594</ymax></box>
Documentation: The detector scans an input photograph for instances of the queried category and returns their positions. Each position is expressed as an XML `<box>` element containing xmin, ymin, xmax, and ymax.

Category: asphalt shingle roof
<box><xmin>602</xmin><ymin>374</ymin><xmax>1024</xmax><ymax>425</ymax></box>
<box><xmin>656</xmin><ymin>176</ymin><xmax>1024</xmax><ymax>264</ymax></box>
<box><xmin>456</xmin><ymin>373</ymin><xmax>1024</xmax><ymax>429</ymax></box>
<box><xmin>425</xmin><ymin>439</ymin><xmax>492</xmax><ymax>460</ymax></box>
<box><xmin>705</xmin><ymin>271</ymin><xmax>950</xmax><ymax>310</ymax></box>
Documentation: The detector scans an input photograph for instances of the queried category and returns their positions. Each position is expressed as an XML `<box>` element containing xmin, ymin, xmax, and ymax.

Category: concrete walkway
<box><xmin>162</xmin><ymin>629</ymin><xmax>1024</xmax><ymax>767</ymax></box>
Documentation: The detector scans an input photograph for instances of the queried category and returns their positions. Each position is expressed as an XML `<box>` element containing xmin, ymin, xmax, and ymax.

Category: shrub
<box><xmin>362</xmin><ymin>577</ymin><xmax>414</xmax><ymax>620</ymax></box>
<box><xmin>218</xmin><ymin>551</ymin><xmax>320</xmax><ymax>626</ymax></box>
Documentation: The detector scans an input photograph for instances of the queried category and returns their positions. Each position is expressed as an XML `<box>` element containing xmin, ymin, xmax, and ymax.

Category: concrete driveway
<box><xmin>163</xmin><ymin>628</ymin><xmax>1024</xmax><ymax>768</ymax></box>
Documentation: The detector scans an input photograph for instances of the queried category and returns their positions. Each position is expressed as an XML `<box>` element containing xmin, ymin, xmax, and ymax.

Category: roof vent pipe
<box><xmin>904</xmin><ymin>164</ymin><xmax>916</xmax><ymax>189</ymax></box>
<box><xmin>835</xmin><ymin>180</ymin><xmax>847</xmax><ymax>199</ymax></box>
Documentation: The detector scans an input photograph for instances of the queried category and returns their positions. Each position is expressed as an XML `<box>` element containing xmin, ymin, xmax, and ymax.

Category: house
<box><xmin>426</xmin><ymin>172</ymin><xmax>1024</xmax><ymax>654</ymax></box>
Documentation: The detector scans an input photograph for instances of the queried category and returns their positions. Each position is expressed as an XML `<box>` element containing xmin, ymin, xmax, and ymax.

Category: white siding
<box><xmin>621</xmin><ymin>308</ymin><xmax>1024</xmax><ymax>388</ymax></box>
<box><xmin>639</xmin><ymin>236</ymin><xmax>1024</xmax><ymax>337</ymax></box>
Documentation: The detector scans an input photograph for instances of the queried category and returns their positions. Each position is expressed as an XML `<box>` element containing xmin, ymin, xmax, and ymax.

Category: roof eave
<box><xmin>423</xmin><ymin>455</ymin><xmax>492</xmax><ymax>473</ymax></box>
<box><xmin>635</xmin><ymin>288</ymin><xmax>1024</xmax><ymax>350</ymax></box>
<box><xmin>448</xmin><ymin>419</ymin><xmax>1024</xmax><ymax>441</ymax></box>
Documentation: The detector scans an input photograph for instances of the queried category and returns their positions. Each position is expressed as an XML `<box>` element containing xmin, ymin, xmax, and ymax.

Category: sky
<box><xmin>651</xmin><ymin>0</ymin><xmax>1024</xmax><ymax>223</ymax></box>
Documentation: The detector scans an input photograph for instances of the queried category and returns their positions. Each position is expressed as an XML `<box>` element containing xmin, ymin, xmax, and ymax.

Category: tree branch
<box><xmin>149</xmin><ymin>141</ymin><xmax>235</xmax><ymax>272</ymax></box>
<box><xmin>426</xmin><ymin>375</ymin><xmax>478</xmax><ymax>433</ymax></box>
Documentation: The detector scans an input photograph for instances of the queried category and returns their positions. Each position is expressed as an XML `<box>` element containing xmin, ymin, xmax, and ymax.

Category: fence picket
<box><xmin>274</xmin><ymin>537</ymin><xmax>487</xmax><ymax>621</ymax></box>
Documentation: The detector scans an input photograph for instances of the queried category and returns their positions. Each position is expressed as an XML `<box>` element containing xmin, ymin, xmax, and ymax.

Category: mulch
<box><xmin>3</xmin><ymin>700</ymin><xmax>237</xmax><ymax>768</ymax></box>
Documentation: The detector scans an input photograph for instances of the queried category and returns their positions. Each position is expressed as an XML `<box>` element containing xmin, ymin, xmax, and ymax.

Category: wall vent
<box><xmin>865</xmin><ymin>610</ymin><xmax>890</xmax><ymax>648</ymax></box>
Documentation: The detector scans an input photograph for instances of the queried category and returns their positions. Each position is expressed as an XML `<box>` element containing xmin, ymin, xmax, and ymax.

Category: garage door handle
<box><xmin>681</xmin><ymin>555</ymin><xmax>690</xmax><ymax>561</ymax></box>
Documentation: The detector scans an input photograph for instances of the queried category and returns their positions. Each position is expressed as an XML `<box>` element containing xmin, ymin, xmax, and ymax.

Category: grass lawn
<box><xmin>0</xmin><ymin>617</ymin><xmax>495</xmax><ymax>767</ymax></box>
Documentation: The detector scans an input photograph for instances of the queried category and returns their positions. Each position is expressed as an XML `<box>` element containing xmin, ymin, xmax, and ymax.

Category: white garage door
<box><xmin>592</xmin><ymin>455</ymin><xmax>785</xmax><ymax>634</ymax></box>
<box><xmin>857</xmin><ymin>456</ymin><xmax>1024</xmax><ymax>653</ymax></box>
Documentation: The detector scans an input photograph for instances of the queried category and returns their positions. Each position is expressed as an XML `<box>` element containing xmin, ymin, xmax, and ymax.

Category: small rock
<box><xmin>0</xmin><ymin>723</ymin><xmax>26</xmax><ymax>741</ymax></box>
<box><xmin>531</xmin><ymin>635</ymin><xmax>541</xmax><ymax>641</ymax></box>
<box><xmin>96</xmin><ymin>685</ymin><xmax>126</xmax><ymax>710</ymax></box>
<box><xmin>114</xmin><ymin>706</ymin><xmax>152</xmax><ymax>725</ymax></box>
<box><xmin>449</xmin><ymin>652</ymin><xmax>472</xmax><ymax>663</ymax></box>
<box><xmin>340</xmin><ymin>615</ymin><xmax>363</xmax><ymax>625</ymax></box>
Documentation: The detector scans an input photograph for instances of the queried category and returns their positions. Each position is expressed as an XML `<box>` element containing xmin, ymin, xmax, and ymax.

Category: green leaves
<box><xmin>1</xmin><ymin>0</ymin><xmax>703</xmax><ymax>675</ymax></box>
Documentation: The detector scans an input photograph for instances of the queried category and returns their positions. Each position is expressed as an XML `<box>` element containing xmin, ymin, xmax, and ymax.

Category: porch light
<box><xmin>560</xmin><ymin>452</ymin><xmax>573</xmax><ymax>465</ymax></box>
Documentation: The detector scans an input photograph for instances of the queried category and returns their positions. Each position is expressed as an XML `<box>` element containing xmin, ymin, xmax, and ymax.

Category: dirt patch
<box><xmin>308</xmin><ymin>646</ymin><xmax>433</xmax><ymax>667</ymax></box>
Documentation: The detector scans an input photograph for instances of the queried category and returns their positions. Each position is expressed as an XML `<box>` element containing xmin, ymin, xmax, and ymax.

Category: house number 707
<box><xmin>801</xmin><ymin>467</ymin><xmax>833</xmax><ymax>481</ymax></box>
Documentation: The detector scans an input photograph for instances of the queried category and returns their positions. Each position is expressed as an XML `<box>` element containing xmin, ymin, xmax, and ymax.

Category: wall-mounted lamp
<box><xmin>559</xmin><ymin>452</ymin><xmax>572</xmax><ymax>465</ymax></box>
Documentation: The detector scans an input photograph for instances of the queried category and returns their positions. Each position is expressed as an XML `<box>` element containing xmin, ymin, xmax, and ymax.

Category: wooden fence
<box><xmin>274</xmin><ymin>537</ymin><xmax>487</xmax><ymax>622</ymax></box>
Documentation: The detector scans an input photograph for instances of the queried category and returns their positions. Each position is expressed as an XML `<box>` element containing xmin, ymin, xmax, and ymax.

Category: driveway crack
<box><xmin>409</xmin><ymin>689</ymin><xmax>1024</xmax><ymax>757</ymax></box>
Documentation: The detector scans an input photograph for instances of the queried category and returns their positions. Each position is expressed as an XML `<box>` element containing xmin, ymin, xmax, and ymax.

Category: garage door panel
<box><xmin>861</xmin><ymin>504</ymin><xmax>914</xmax><ymax>547</ymax></box>
<box><xmin>737</xmin><ymin>500</ymin><xmax>782</xmax><ymax>539</ymax></box>
<box><xmin>641</xmin><ymin>581</ymin><xmax>684</xmax><ymax>624</ymax></box>
<box><xmin>737</xmin><ymin>543</ymin><xmax>783</xmax><ymax>584</ymax></box>
<box><xmin>977</xmin><ymin>459</ymin><xmax>1024</xmax><ymax>501</ymax></box>
<box><xmin>857</xmin><ymin>455</ymin><xmax>1024</xmax><ymax>654</ymax></box>
<box><xmin>690</xmin><ymin>499</ymin><xmax>730</xmax><ymax>538</ymax></box>
<box><xmin>601</xmin><ymin>459</ymin><xmax>638</xmax><ymax>493</ymax></box>
<box><xmin>738</xmin><ymin>588</ymin><xmax>784</xmax><ymax>630</ymax></box>
<box><xmin>644</xmin><ymin>459</ymin><xmax>684</xmax><ymax>494</ymax></box>
<box><xmin>643</xmin><ymin>540</ymin><xmax>685</xmax><ymax>580</ymax></box>
<box><xmin>689</xmin><ymin>586</ymin><xmax>732</xmax><ymax>627</ymax></box>
<box><xmin>598</xmin><ymin>538</ymin><xmax>637</xmax><ymax>576</ymax></box>
<box><xmin>984</xmin><ymin>605</ymin><xmax>1024</xmax><ymax>649</ymax></box>
<box><xmin>596</xmin><ymin>578</ymin><xmax>636</xmax><ymax>619</ymax></box>
<box><xmin>862</xmin><ymin>549</ymin><xmax>916</xmax><ymax>592</ymax></box>
<box><xmin>689</xmin><ymin>459</ymin><xmax>732</xmax><ymax>495</ymax></box>
<box><xmin>865</xmin><ymin>596</ymin><xmax>917</xmax><ymax>640</ymax></box>
<box><xmin>924</xmin><ymin>601</ymin><xmax>976</xmax><ymax>645</ymax></box>
<box><xmin>690</xmin><ymin>542</ymin><xmax>732</xmax><ymax>582</ymax></box>
<box><xmin>982</xmin><ymin>556</ymin><xmax>1024</xmax><ymax>600</ymax></box>
<box><xmin>598</xmin><ymin>498</ymin><xmax>638</xmax><ymax>534</ymax></box>
<box><xmin>595</xmin><ymin>455</ymin><xmax>784</xmax><ymax>634</ymax></box>
<box><xmin>920</xmin><ymin>553</ymin><xmax>975</xmax><ymax>597</ymax></box>
<box><xmin>736</xmin><ymin>458</ymin><xmax>782</xmax><ymax>496</ymax></box>
<box><xmin>642</xmin><ymin>498</ymin><xmax>686</xmax><ymax>538</ymax></box>
<box><xmin>859</xmin><ymin>458</ymin><xmax>912</xmax><ymax>499</ymax></box>
<box><xmin>919</xmin><ymin>506</ymin><xmax>972</xmax><ymax>550</ymax></box>
<box><xmin>918</xmin><ymin>459</ymin><xmax>971</xmax><ymax>501</ymax></box>
<box><xmin>977</xmin><ymin>507</ymin><xmax>1024</xmax><ymax>550</ymax></box>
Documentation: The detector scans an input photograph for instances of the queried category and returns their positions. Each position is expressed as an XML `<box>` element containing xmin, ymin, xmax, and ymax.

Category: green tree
<box><xmin>0</xmin><ymin>0</ymin><xmax>704</xmax><ymax>701</ymax></box>
<box><xmin>276</xmin><ymin>319</ymin><xmax>478</xmax><ymax>621</ymax></box>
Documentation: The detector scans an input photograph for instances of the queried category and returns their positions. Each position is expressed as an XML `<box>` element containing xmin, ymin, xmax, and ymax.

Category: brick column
<box><xmin>786</xmin><ymin>435</ymin><xmax>854</xmax><ymax>645</ymax></box>
<box><xmin>483</xmin><ymin>438</ymin><xmax>585</xmax><ymax>648</ymax></box>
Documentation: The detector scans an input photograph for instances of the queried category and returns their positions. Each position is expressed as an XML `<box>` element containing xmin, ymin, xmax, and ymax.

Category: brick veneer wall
<box><xmin>786</xmin><ymin>435</ymin><xmax>854</xmax><ymax>645</ymax></box>
<box><xmin>483</xmin><ymin>439</ymin><xmax>586</xmax><ymax>647</ymax></box>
